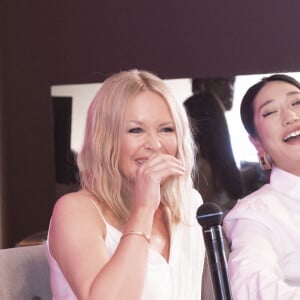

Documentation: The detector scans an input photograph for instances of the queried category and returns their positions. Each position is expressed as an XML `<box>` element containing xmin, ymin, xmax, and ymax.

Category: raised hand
<box><xmin>132</xmin><ymin>153</ymin><xmax>185</xmax><ymax>213</ymax></box>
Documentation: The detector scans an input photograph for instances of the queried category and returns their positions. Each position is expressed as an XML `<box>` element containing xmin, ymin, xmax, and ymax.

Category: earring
<box><xmin>258</xmin><ymin>152</ymin><xmax>272</xmax><ymax>170</ymax></box>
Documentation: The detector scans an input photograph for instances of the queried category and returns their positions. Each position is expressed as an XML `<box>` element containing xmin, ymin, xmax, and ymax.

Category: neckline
<box><xmin>90</xmin><ymin>198</ymin><xmax>172</xmax><ymax>264</ymax></box>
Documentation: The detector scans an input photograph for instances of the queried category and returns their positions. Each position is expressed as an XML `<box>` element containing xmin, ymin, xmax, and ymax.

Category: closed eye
<box><xmin>262</xmin><ymin>110</ymin><xmax>276</xmax><ymax>118</ymax></box>
<box><xmin>128</xmin><ymin>127</ymin><xmax>143</xmax><ymax>133</ymax></box>
<box><xmin>160</xmin><ymin>126</ymin><xmax>175</xmax><ymax>132</ymax></box>
<box><xmin>292</xmin><ymin>100</ymin><xmax>300</xmax><ymax>106</ymax></box>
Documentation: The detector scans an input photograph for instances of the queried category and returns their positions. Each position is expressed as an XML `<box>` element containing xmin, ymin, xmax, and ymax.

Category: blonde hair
<box><xmin>77</xmin><ymin>69</ymin><xmax>196</xmax><ymax>223</ymax></box>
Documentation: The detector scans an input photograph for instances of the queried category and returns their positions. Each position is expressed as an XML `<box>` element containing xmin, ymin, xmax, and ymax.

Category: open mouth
<box><xmin>283</xmin><ymin>130</ymin><xmax>300</xmax><ymax>142</ymax></box>
<box><xmin>135</xmin><ymin>158</ymin><xmax>149</xmax><ymax>165</ymax></box>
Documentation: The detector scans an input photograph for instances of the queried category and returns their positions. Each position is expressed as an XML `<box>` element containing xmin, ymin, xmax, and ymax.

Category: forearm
<box><xmin>86</xmin><ymin>208</ymin><xmax>154</xmax><ymax>300</ymax></box>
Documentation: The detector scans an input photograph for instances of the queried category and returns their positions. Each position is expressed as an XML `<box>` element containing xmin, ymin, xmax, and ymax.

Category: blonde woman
<box><xmin>47</xmin><ymin>70</ymin><xmax>205</xmax><ymax>299</ymax></box>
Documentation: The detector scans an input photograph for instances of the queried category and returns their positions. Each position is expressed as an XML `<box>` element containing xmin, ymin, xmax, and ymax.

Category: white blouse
<box><xmin>224</xmin><ymin>167</ymin><xmax>300</xmax><ymax>299</ymax></box>
<box><xmin>46</xmin><ymin>189</ymin><xmax>205</xmax><ymax>300</ymax></box>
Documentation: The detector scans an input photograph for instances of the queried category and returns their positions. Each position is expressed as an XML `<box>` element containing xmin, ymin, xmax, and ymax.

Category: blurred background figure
<box><xmin>184</xmin><ymin>77</ymin><xmax>244</xmax><ymax>215</ymax></box>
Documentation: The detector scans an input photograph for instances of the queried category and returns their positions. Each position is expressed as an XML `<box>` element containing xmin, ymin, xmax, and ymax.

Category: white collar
<box><xmin>270</xmin><ymin>167</ymin><xmax>300</xmax><ymax>200</ymax></box>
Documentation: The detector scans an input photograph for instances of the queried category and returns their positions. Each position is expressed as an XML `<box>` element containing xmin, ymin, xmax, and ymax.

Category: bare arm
<box><xmin>49</xmin><ymin>153</ymin><xmax>184</xmax><ymax>300</ymax></box>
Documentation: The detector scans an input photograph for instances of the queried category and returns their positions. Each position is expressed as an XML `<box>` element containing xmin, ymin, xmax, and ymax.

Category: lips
<box><xmin>283</xmin><ymin>129</ymin><xmax>300</xmax><ymax>142</ymax></box>
<box><xmin>135</xmin><ymin>158</ymin><xmax>149</xmax><ymax>165</ymax></box>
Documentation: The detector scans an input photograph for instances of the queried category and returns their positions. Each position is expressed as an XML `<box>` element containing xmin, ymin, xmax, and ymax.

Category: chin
<box><xmin>122</xmin><ymin>173</ymin><xmax>135</xmax><ymax>185</ymax></box>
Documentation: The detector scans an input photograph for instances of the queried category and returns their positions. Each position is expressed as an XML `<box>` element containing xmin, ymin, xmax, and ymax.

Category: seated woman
<box><xmin>46</xmin><ymin>69</ymin><xmax>205</xmax><ymax>299</ymax></box>
<box><xmin>224</xmin><ymin>74</ymin><xmax>300</xmax><ymax>299</ymax></box>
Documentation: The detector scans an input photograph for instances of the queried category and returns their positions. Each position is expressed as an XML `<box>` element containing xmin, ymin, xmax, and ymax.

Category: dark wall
<box><xmin>1</xmin><ymin>1</ymin><xmax>300</xmax><ymax>247</ymax></box>
<box><xmin>3</xmin><ymin>1</ymin><xmax>300</xmax><ymax>84</ymax></box>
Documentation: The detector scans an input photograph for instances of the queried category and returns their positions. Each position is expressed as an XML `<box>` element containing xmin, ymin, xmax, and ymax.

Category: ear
<box><xmin>249</xmin><ymin>135</ymin><xmax>265</xmax><ymax>153</ymax></box>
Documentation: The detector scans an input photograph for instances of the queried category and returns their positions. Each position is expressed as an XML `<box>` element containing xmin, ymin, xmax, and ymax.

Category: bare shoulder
<box><xmin>53</xmin><ymin>190</ymin><xmax>99</xmax><ymax>219</ymax></box>
<box><xmin>54</xmin><ymin>189</ymin><xmax>90</xmax><ymax>207</ymax></box>
<box><xmin>50</xmin><ymin>190</ymin><xmax>106</xmax><ymax>243</ymax></box>
<box><xmin>49</xmin><ymin>190</ymin><xmax>111</xmax><ymax>294</ymax></box>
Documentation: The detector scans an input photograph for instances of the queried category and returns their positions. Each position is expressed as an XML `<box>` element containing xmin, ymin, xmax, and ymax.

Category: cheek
<box><xmin>119</xmin><ymin>138</ymin><xmax>131</xmax><ymax>162</ymax></box>
<box><xmin>258</xmin><ymin>126</ymin><xmax>276</xmax><ymax>142</ymax></box>
<box><xmin>166</xmin><ymin>137</ymin><xmax>178</xmax><ymax>156</ymax></box>
<box><xmin>257</xmin><ymin>129</ymin><xmax>278</xmax><ymax>157</ymax></box>
<box><xmin>255</xmin><ymin>117</ymin><xmax>277</xmax><ymax>141</ymax></box>
<box><xmin>118</xmin><ymin>142</ymin><xmax>133</xmax><ymax>176</ymax></box>
<box><xmin>119</xmin><ymin>136</ymin><xmax>141</xmax><ymax>163</ymax></box>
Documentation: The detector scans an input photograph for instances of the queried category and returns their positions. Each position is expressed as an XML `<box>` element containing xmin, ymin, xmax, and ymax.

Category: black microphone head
<box><xmin>196</xmin><ymin>202</ymin><xmax>223</xmax><ymax>228</ymax></box>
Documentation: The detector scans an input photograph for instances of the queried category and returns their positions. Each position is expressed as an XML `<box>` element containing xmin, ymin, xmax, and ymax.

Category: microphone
<box><xmin>196</xmin><ymin>202</ymin><xmax>232</xmax><ymax>300</ymax></box>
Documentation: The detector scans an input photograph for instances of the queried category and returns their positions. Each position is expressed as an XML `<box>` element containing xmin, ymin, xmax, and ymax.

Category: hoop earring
<box><xmin>258</xmin><ymin>152</ymin><xmax>272</xmax><ymax>170</ymax></box>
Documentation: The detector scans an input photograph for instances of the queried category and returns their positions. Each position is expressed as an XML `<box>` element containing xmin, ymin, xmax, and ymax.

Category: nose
<box><xmin>144</xmin><ymin>133</ymin><xmax>162</xmax><ymax>151</ymax></box>
<box><xmin>282</xmin><ymin>109</ymin><xmax>300</xmax><ymax>126</ymax></box>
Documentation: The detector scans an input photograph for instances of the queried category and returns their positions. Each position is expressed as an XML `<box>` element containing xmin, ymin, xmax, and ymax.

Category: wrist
<box><xmin>121</xmin><ymin>231</ymin><xmax>151</xmax><ymax>243</ymax></box>
<box><xmin>125</xmin><ymin>207</ymin><xmax>154</xmax><ymax>236</ymax></box>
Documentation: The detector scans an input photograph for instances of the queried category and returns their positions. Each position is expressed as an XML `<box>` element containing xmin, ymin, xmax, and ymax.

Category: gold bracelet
<box><xmin>121</xmin><ymin>231</ymin><xmax>151</xmax><ymax>243</ymax></box>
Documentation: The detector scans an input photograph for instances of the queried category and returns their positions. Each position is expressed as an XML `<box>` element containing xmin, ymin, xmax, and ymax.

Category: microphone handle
<box><xmin>203</xmin><ymin>225</ymin><xmax>233</xmax><ymax>300</ymax></box>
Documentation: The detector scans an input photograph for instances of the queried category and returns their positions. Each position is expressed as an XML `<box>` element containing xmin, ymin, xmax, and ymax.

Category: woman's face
<box><xmin>251</xmin><ymin>80</ymin><xmax>300</xmax><ymax>175</ymax></box>
<box><xmin>119</xmin><ymin>90</ymin><xmax>178</xmax><ymax>182</ymax></box>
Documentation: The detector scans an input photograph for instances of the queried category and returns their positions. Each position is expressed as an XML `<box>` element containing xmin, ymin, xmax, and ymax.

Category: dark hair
<box><xmin>192</xmin><ymin>77</ymin><xmax>235</xmax><ymax>110</ymax></box>
<box><xmin>184</xmin><ymin>92</ymin><xmax>244</xmax><ymax>201</ymax></box>
<box><xmin>240</xmin><ymin>74</ymin><xmax>300</xmax><ymax>136</ymax></box>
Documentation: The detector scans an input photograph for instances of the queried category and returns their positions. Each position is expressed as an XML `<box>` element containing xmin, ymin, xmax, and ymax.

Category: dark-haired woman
<box><xmin>224</xmin><ymin>74</ymin><xmax>300</xmax><ymax>299</ymax></box>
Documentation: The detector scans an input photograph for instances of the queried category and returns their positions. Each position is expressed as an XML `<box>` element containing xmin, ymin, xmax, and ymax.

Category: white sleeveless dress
<box><xmin>46</xmin><ymin>191</ymin><xmax>205</xmax><ymax>299</ymax></box>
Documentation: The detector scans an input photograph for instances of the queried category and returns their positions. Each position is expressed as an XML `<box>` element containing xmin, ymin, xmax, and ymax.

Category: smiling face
<box><xmin>119</xmin><ymin>90</ymin><xmax>178</xmax><ymax>182</ymax></box>
<box><xmin>250</xmin><ymin>80</ymin><xmax>300</xmax><ymax>175</ymax></box>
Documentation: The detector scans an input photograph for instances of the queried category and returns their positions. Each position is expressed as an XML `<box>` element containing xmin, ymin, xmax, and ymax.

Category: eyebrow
<box><xmin>287</xmin><ymin>91</ymin><xmax>300</xmax><ymax>96</ymax></box>
<box><xmin>257</xmin><ymin>91</ymin><xmax>300</xmax><ymax>112</ymax></box>
<box><xmin>257</xmin><ymin>99</ymin><xmax>274</xmax><ymax>112</ymax></box>
<box><xmin>128</xmin><ymin>120</ymin><xmax>174</xmax><ymax>124</ymax></box>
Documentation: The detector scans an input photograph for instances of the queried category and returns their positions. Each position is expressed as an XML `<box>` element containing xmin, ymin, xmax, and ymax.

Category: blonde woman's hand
<box><xmin>132</xmin><ymin>153</ymin><xmax>185</xmax><ymax>213</ymax></box>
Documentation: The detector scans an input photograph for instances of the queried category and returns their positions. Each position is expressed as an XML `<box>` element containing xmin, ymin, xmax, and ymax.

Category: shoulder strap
<box><xmin>90</xmin><ymin>198</ymin><xmax>108</xmax><ymax>225</ymax></box>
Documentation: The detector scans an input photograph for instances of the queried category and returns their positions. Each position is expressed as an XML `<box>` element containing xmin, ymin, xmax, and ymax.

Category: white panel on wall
<box><xmin>52</xmin><ymin>72</ymin><xmax>300</xmax><ymax>166</ymax></box>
